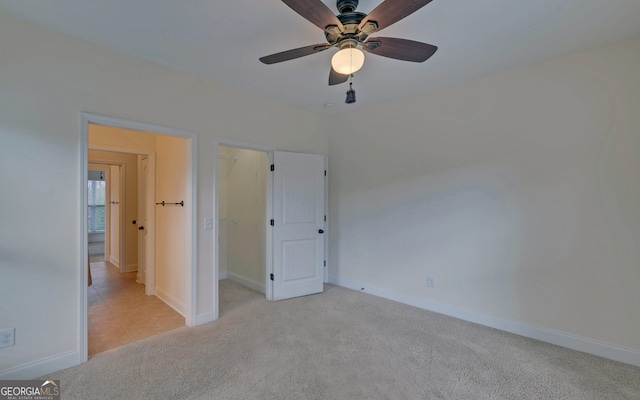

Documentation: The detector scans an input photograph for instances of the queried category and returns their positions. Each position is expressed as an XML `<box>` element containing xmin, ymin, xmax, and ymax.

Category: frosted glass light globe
<box><xmin>331</xmin><ymin>47</ymin><xmax>365</xmax><ymax>75</ymax></box>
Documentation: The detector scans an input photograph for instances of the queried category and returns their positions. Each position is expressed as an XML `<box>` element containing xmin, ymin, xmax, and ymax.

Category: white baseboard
<box><xmin>109</xmin><ymin>256</ymin><xmax>119</xmax><ymax>268</ymax></box>
<box><xmin>154</xmin><ymin>286</ymin><xmax>186</xmax><ymax>317</ymax></box>
<box><xmin>195</xmin><ymin>311</ymin><xmax>218</xmax><ymax>326</ymax></box>
<box><xmin>218</xmin><ymin>271</ymin><xmax>227</xmax><ymax>280</ymax></box>
<box><xmin>227</xmin><ymin>272</ymin><xmax>265</xmax><ymax>294</ymax></box>
<box><xmin>0</xmin><ymin>351</ymin><xmax>79</xmax><ymax>380</ymax></box>
<box><xmin>329</xmin><ymin>276</ymin><xmax>640</xmax><ymax>368</ymax></box>
<box><xmin>122</xmin><ymin>263</ymin><xmax>138</xmax><ymax>273</ymax></box>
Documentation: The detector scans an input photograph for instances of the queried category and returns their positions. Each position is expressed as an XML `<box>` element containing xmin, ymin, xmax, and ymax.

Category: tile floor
<box><xmin>88</xmin><ymin>261</ymin><xmax>185</xmax><ymax>357</ymax></box>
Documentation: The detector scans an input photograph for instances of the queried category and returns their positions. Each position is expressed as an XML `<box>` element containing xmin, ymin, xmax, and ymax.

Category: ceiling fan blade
<box><xmin>358</xmin><ymin>0</ymin><xmax>433</xmax><ymax>33</ymax></box>
<box><xmin>363</xmin><ymin>37</ymin><xmax>437</xmax><ymax>62</ymax></box>
<box><xmin>260</xmin><ymin>44</ymin><xmax>331</xmax><ymax>64</ymax></box>
<box><xmin>282</xmin><ymin>0</ymin><xmax>344</xmax><ymax>32</ymax></box>
<box><xmin>329</xmin><ymin>67</ymin><xmax>349</xmax><ymax>86</ymax></box>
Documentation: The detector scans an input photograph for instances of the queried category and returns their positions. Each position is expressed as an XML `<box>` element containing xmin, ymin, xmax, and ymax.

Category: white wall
<box><xmin>155</xmin><ymin>135</ymin><xmax>191</xmax><ymax>314</ymax></box>
<box><xmin>0</xmin><ymin>13</ymin><xmax>328</xmax><ymax>377</ymax></box>
<box><xmin>328</xmin><ymin>35</ymin><xmax>640</xmax><ymax>361</ymax></box>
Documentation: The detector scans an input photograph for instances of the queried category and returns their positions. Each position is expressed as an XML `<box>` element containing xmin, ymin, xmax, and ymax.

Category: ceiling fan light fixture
<box><xmin>331</xmin><ymin>47</ymin><xmax>365</xmax><ymax>75</ymax></box>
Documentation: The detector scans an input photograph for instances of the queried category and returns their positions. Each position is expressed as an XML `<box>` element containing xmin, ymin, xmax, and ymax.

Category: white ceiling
<box><xmin>1</xmin><ymin>0</ymin><xmax>640</xmax><ymax>116</ymax></box>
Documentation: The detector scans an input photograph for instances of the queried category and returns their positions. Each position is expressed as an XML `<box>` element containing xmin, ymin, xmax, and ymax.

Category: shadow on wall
<box><xmin>335</xmin><ymin>164</ymin><xmax>527</xmax><ymax>314</ymax></box>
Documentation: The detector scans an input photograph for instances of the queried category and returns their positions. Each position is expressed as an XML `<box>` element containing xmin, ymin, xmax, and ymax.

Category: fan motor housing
<box><xmin>325</xmin><ymin>11</ymin><xmax>370</xmax><ymax>45</ymax></box>
<box><xmin>337</xmin><ymin>0</ymin><xmax>359</xmax><ymax>14</ymax></box>
<box><xmin>337</xmin><ymin>11</ymin><xmax>366</xmax><ymax>26</ymax></box>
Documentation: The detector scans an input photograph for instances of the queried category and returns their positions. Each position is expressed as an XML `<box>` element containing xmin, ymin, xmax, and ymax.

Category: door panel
<box><xmin>272</xmin><ymin>151</ymin><xmax>325</xmax><ymax>301</ymax></box>
<box><xmin>137</xmin><ymin>156</ymin><xmax>148</xmax><ymax>285</ymax></box>
<box><xmin>109</xmin><ymin>165</ymin><xmax>121</xmax><ymax>267</ymax></box>
<box><xmin>282</xmin><ymin>239</ymin><xmax>317</xmax><ymax>281</ymax></box>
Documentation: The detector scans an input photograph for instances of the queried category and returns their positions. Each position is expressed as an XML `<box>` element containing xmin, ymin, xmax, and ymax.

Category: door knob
<box><xmin>318</xmin><ymin>229</ymin><xmax>324</xmax><ymax>234</ymax></box>
<box><xmin>138</xmin><ymin>226</ymin><xmax>145</xmax><ymax>231</ymax></box>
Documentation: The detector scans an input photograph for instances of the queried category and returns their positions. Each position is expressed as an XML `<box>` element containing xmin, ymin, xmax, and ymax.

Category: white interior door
<box><xmin>108</xmin><ymin>165</ymin><xmax>121</xmax><ymax>267</ymax></box>
<box><xmin>271</xmin><ymin>151</ymin><xmax>325</xmax><ymax>301</ymax></box>
<box><xmin>137</xmin><ymin>156</ymin><xmax>148</xmax><ymax>285</ymax></box>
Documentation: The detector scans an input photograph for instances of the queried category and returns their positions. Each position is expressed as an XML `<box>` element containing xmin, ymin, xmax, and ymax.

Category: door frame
<box><xmin>137</xmin><ymin>155</ymin><xmax>149</xmax><ymax>285</ymax></box>
<box><xmin>79</xmin><ymin>112</ymin><xmax>198</xmax><ymax>363</ymax></box>
<box><xmin>213</xmin><ymin>138</ymin><xmax>275</xmax><ymax>316</ymax></box>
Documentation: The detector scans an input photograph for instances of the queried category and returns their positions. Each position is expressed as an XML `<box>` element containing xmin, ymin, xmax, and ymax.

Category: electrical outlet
<box><xmin>427</xmin><ymin>276</ymin><xmax>436</xmax><ymax>288</ymax></box>
<box><xmin>0</xmin><ymin>328</ymin><xmax>15</xmax><ymax>349</ymax></box>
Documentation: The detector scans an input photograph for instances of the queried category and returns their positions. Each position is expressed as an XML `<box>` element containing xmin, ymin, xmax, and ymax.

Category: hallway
<box><xmin>88</xmin><ymin>261</ymin><xmax>184</xmax><ymax>357</ymax></box>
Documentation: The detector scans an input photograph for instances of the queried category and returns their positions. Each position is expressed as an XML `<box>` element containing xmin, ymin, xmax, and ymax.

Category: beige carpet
<box><xmin>45</xmin><ymin>281</ymin><xmax>640</xmax><ymax>399</ymax></box>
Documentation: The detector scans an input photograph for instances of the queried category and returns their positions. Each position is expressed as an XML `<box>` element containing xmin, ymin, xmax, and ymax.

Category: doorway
<box><xmin>87</xmin><ymin>168</ymin><xmax>107</xmax><ymax>262</ymax></box>
<box><xmin>218</xmin><ymin>146</ymin><xmax>269</xmax><ymax>312</ymax></box>
<box><xmin>87</xmin><ymin>147</ymin><xmax>184</xmax><ymax>357</ymax></box>
<box><xmin>214</xmin><ymin>140</ymin><xmax>328</xmax><ymax>315</ymax></box>
<box><xmin>87</xmin><ymin>158</ymin><xmax>128</xmax><ymax>270</ymax></box>
<box><xmin>80</xmin><ymin>113</ymin><xmax>197</xmax><ymax>362</ymax></box>
<box><xmin>215</xmin><ymin>140</ymin><xmax>273</xmax><ymax>316</ymax></box>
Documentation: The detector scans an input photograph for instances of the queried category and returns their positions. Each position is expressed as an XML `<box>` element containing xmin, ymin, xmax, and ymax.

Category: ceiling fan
<box><xmin>259</xmin><ymin>0</ymin><xmax>438</xmax><ymax>91</ymax></box>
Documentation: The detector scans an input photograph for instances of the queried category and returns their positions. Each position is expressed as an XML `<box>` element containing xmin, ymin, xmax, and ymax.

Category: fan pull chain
<box><xmin>345</xmin><ymin>75</ymin><xmax>356</xmax><ymax>104</ymax></box>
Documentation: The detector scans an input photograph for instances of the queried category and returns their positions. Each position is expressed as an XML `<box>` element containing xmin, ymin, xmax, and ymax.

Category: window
<box><xmin>88</xmin><ymin>180</ymin><xmax>106</xmax><ymax>232</ymax></box>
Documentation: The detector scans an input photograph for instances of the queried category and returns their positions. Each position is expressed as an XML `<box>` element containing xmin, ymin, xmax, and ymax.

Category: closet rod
<box><xmin>156</xmin><ymin>201</ymin><xmax>184</xmax><ymax>207</ymax></box>
<box><xmin>219</xmin><ymin>153</ymin><xmax>238</xmax><ymax>160</ymax></box>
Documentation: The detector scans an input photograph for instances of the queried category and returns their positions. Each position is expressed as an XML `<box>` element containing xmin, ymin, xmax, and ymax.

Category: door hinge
<box><xmin>270</xmin><ymin>164</ymin><xmax>275</xmax><ymax>172</ymax></box>
<box><xmin>270</xmin><ymin>273</ymin><xmax>274</xmax><ymax>281</ymax></box>
<box><xmin>324</xmin><ymin>170</ymin><xmax>327</xmax><ymax>176</ymax></box>
<box><xmin>324</xmin><ymin>215</ymin><xmax>327</xmax><ymax>222</ymax></box>
<box><xmin>270</xmin><ymin>219</ymin><xmax>275</xmax><ymax>226</ymax></box>
<box><xmin>324</xmin><ymin>260</ymin><xmax>326</xmax><ymax>267</ymax></box>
